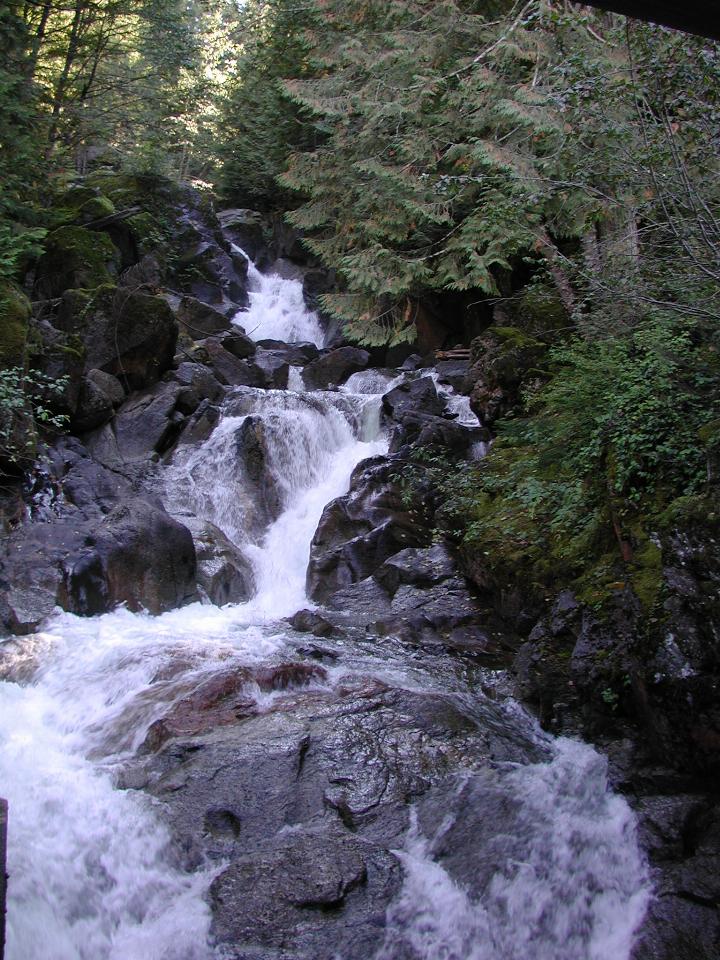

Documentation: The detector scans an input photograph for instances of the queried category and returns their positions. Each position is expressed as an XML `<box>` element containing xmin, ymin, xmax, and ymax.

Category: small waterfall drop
<box><xmin>231</xmin><ymin>248</ymin><xmax>325</xmax><ymax>346</ymax></box>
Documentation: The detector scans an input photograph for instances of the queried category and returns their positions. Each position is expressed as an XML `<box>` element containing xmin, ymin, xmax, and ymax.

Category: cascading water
<box><xmin>231</xmin><ymin>248</ymin><xmax>325</xmax><ymax>347</ymax></box>
<box><xmin>0</xmin><ymin>254</ymin><xmax>650</xmax><ymax>960</ymax></box>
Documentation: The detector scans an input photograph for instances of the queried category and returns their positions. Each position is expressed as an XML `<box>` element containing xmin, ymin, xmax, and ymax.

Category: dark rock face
<box><xmin>57</xmin><ymin>286</ymin><xmax>179</xmax><ymax>391</ymax></box>
<box><xmin>64</xmin><ymin>498</ymin><xmax>197</xmax><ymax>615</ymax></box>
<box><xmin>84</xmin><ymin>381</ymin><xmax>184</xmax><ymax>468</ymax></box>
<box><xmin>177</xmin><ymin>296</ymin><xmax>232</xmax><ymax>338</ymax></box>
<box><xmin>463</xmin><ymin>327</ymin><xmax>546</xmax><ymax>427</ymax></box>
<box><xmin>169</xmin><ymin>362</ymin><xmax>224</xmax><ymax>415</ymax></box>
<box><xmin>73</xmin><ymin>369</ymin><xmax>125</xmax><ymax>433</ymax></box>
<box><xmin>217</xmin><ymin>208</ymin><xmax>266</xmax><ymax>261</ymax></box>
<box><xmin>288</xmin><ymin>609</ymin><xmax>335</xmax><ymax>637</ymax></box>
<box><xmin>302</xmin><ymin>347</ymin><xmax>370</xmax><ymax>391</ymax></box>
<box><xmin>125</xmin><ymin>668</ymin><xmax>543</xmax><ymax>960</ymax></box>
<box><xmin>382</xmin><ymin>376</ymin><xmax>446</xmax><ymax>421</ymax></box>
<box><xmin>307</xmin><ymin>457</ymin><xmax>428</xmax><ymax>602</ymax></box>
<box><xmin>35</xmin><ymin>226</ymin><xmax>120</xmax><ymax>297</ymax></box>
<box><xmin>256</xmin><ymin>340</ymin><xmax>320</xmax><ymax>366</ymax></box>
<box><xmin>184</xmin><ymin>518</ymin><xmax>255</xmax><ymax>606</ymax></box>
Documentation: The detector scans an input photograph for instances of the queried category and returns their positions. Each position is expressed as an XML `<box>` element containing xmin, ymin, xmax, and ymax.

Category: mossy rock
<box><xmin>515</xmin><ymin>284</ymin><xmax>568</xmax><ymax>339</ymax></box>
<box><xmin>0</xmin><ymin>281</ymin><xmax>31</xmax><ymax>368</ymax></box>
<box><xmin>698</xmin><ymin>418</ymin><xmax>720</xmax><ymax>450</ymax></box>
<box><xmin>75</xmin><ymin>195</ymin><xmax>115</xmax><ymax>224</ymax></box>
<box><xmin>36</xmin><ymin>226</ymin><xmax>120</xmax><ymax>298</ymax></box>
<box><xmin>486</xmin><ymin>325</ymin><xmax>546</xmax><ymax>353</ymax></box>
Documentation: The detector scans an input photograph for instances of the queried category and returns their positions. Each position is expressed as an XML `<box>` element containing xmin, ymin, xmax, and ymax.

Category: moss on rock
<box><xmin>36</xmin><ymin>226</ymin><xmax>119</xmax><ymax>298</ymax></box>
<box><xmin>0</xmin><ymin>281</ymin><xmax>31</xmax><ymax>368</ymax></box>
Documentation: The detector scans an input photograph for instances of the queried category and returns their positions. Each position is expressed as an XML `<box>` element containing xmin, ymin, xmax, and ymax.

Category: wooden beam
<box><xmin>581</xmin><ymin>1</ymin><xmax>720</xmax><ymax>41</ymax></box>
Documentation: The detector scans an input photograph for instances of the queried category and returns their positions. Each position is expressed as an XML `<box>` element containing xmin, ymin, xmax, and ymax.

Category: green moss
<box><xmin>516</xmin><ymin>284</ymin><xmax>568</xmax><ymax>339</ymax></box>
<box><xmin>657</xmin><ymin>493</ymin><xmax>720</xmax><ymax>530</ymax></box>
<box><xmin>629</xmin><ymin>538</ymin><xmax>663</xmax><ymax>613</ymax></box>
<box><xmin>38</xmin><ymin>226</ymin><xmax>119</xmax><ymax>297</ymax></box>
<box><xmin>75</xmin><ymin>195</ymin><xmax>115</xmax><ymax>223</ymax></box>
<box><xmin>698</xmin><ymin>418</ymin><xmax>720</xmax><ymax>448</ymax></box>
<box><xmin>0</xmin><ymin>281</ymin><xmax>31</xmax><ymax>368</ymax></box>
<box><xmin>486</xmin><ymin>325</ymin><xmax>545</xmax><ymax>352</ymax></box>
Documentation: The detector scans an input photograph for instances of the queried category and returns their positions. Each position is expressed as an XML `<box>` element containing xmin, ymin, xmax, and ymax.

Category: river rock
<box><xmin>374</xmin><ymin>544</ymin><xmax>457</xmax><ymax>594</ymax></box>
<box><xmin>177</xmin><ymin>296</ymin><xmax>232</xmax><ymax>338</ymax></box>
<box><xmin>169</xmin><ymin>362</ymin><xmax>224</xmax><ymax>414</ymax></box>
<box><xmin>57</xmin><ymin>285</ymin><xmax>179</xmax><ymax>391</ymax></box>
<box><xmin>302</xmin><ymin>347</ymin><xmax>370</xmax><ymax>391</ymax></box>
<box><xmin>256</xmin><ymin>340</ymin><xmax>320</xmax><ymax>366</ymax></box>
<box><xmin>72</xmin><ymin>369</ymin><xmax>126</xmax><ymax>432</ymax></box>
<box><xmin>306</xmin><ymin>457</ymin><xmax>428</xmax><ymax>602</ymax></box>
<box><xmin>84</xmin><ymin>381</ymin><xmax>183</xmax><ymax>468</ymax></box>
<box><xmin>382</xmin><ymin>376</ymin><xmax>446</xmax><ymax>421</ymax></box>
<box><xmin>64</xmin><ymin>498</ymin><xmax>196</xmax><ymax>616</ymax></box>
<box><xmin>288</xmin><ymin>609</ymin><xmax>334</xmax><ymax>637</ymax></box>
<box><xmin>184</xmin><ymin>518</ymin><xmax>255</xmax><ymax>605</ymax></box>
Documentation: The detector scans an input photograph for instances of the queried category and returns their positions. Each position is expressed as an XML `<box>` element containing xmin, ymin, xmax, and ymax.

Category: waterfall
<box><xmin>231</xmin><ymin>249</ymin><xmax>325</xmax><ymax>346</ymax></box>
<box><xmin>0</xmin><ymin>255</ymin><xmax>651</xmax><ymax>960</ymax></box>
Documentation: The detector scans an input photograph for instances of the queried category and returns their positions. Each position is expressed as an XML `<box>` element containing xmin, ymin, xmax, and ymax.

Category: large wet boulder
<box><xmin>64</xmin><ymin>498</ymin><xmax>196</xmax><ymax>616</ymax></box>
<box><xmin>84</xmin><ymin>381</ymin><xmax>184</xmax><ymax>468</ymax></box>
<box><xmin>307</xmin><ymin>458</ymin><xmax>430</xmax><ymax>603</ymax></box>
<box><xmin>168</xmin><ymin>362</ymin><xmax>224</xmax><ymax>415</ymax></box>
<box><xmin>302</xmin><ymin>347</ymin><xmax>370</xmax><ymax>391</ymax></box>
<box><xmin>382</xmin><ymin>376</ymin><xmax>446</xmax><ymax>421</ymax></box>
<box><xmin>0</xmin><ymin>438</ymin><xmax>135</xmax><ymax>633</ymax></box>
<box><xmin>184</xmin><ymin>518</ymin><xmax>255</xmax><ymax>606</ymax></box>
<box><xmin>256</xmin><ymin>340</ymin><xmax>320</xmax><ymax>366</ymax></box>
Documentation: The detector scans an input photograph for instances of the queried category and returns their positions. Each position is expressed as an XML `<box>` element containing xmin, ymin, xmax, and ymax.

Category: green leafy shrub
<box><xmin>0</xmin><ymin>367</ymin><xmax>68</xmax><ymax>472</ymax></box>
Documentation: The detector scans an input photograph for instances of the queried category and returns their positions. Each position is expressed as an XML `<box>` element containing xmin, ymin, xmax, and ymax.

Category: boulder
<box><xmin>72</xmin><ymin>369</ymin><xmax>125</xmax><ymax>432</ymax></box>
<box><xmin>169</xmin><ymin>362</ymin><xmax>224</xmax><ymax>414</ymax></box>
<box><xmin>203</xmin><ymin>338</ymin><xmax>264</xmax><ymax>387</ymax></box>
<box><xmin>218</xmin><ymin>329</ymin><xmax>256</xmax><ymax>361</ymax></box>
<box><xmin>464</xmin><ymin>326</ymin><xmax>547</xmax><ymax>426</ymax></box>
<box><xmin>84</xmin><ymin>381</ymin><xmax>183</xmax><ymax>468</ymax></box>
<box><xmin>252</xmin><ymin>348</ymin><xmax>290</xmax><ymax>389</ymax></box>
<box><xmin>58</xmin><ymin>285</ymin><xmax>178</xmax><ymax>391</ymax></box>
<box><xmin>256</xmin><ymin>339</ymin><xmax>320</xmax><ymax>365</ymax></box>
<box><xmin>382</xmin><ymin>376</ymin><xmax>446</xmax><ymax>421</ymax></box>
<box><xmin>288</xmin><ymin>609</ymin><xmax>335</xmax><ymax>637</ymax></box>
<box><xmin>177</xmin><ymin>297</ymin><xmax>232</xmax><ymax>338</ymax></box>
<box><xmin>35</xmin><ymin>226</ymin><xmax>120</xmax><ymax>298</ymax></box>
<box><xmin>303</xmin><ymin>347</ymin><xmax>370</xmax><ymax>391</ymax></box>
<box><xmin>184</xmin><ymin>518</ymin><xmax>255</xmax><ymax>606</ymax></box>
<box><xmin>307</xmin><ymin>457</ymin><xmax>429</xmax><ymax>603</ymax></box>
<box><xmin>177</xmin><ymin>239</ymin><xmax>248</xmax><ymax>309</ymax></box>
<box><xmin>374</xmin><ymin>544</ymin><xmax>457</xmax><ymax>595</ymax></box>
<box><xmin>64</xmin><ymin>498</ymin><xmax>196</xmax><ymax>615</ymax></box>
<box><xmin>217</xmin><ymin>208</ymin><xmax>266</xmax><ymax>260</ymax></box>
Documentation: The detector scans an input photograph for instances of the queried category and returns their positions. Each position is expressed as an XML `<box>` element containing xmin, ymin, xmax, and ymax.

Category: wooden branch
<box><xmin>85</xmin><ymin>206</ymin><xmax>142</xmax><ymax>230</ymax></box>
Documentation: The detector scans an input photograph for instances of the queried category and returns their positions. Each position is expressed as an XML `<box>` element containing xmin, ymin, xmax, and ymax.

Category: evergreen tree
<box><xmin>217</xmin><ymin>0</ymin><xmax>322</xmax><ymax>209</ymax></box>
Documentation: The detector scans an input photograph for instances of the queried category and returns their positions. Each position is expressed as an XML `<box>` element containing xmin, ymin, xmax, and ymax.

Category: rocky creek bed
<box><xmin>0</xmin><ymin>178</ymin><xmax>717</xmax><ymax>959</ymax></box>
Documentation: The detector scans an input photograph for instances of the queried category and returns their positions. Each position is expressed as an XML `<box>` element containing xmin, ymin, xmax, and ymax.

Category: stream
<box><xmin>0</xmin><ymin>255</ymin><xmax>651</xmax><ymax>959</ymax></box>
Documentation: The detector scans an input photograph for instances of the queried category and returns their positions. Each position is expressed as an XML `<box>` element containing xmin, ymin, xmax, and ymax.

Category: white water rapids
<box><xmin>0</xmin><ymin>255</ymin><xmax>650</xmax><ymax>959</ymax></box>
